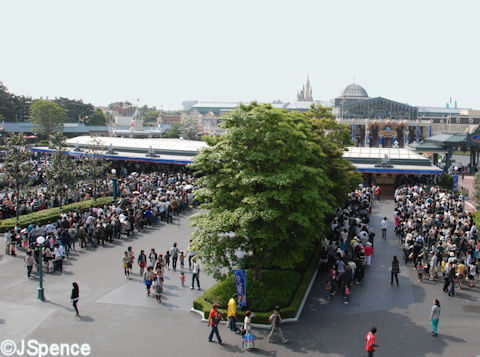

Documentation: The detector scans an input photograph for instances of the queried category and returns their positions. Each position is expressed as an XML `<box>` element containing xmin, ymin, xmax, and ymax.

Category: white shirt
<box><xmin>381</xmin><ymin>219</ymin><xmax>388</xmax><ymax>229</ymax></box>
<box><xmin>193</xmin><ymin>262</ymin><xmax>200</xmax><ymax>274</ymax></box>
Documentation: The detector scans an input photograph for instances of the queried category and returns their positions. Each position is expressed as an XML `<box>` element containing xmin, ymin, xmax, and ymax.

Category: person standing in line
<box><xmin>381</xmin><ymin>217</ymin><xmax>388</xmax><ymax>240</ymax></box>
<box><xmin>365</xmin><ymin>242</ymin><xmax>373</xmax><ymax>265</ymax></box>
<box><xmin>170</xmin><ymin>243</ymin><xmax>179</xmax><ymax>271</ymax></box>
<box><xmin>430</xmin><ymin>299</ymin><xmax>441</xmax><ymax>336</ymax></box>
<box><xmin>267</xmin><ymin>306</ymin><xmax>288</xmax><ymax>344</ymax></box>
<box><xmin>365</xmin><ymin>326</ymin><xmax>379</xmax><ymax>357</ymax></box>
<box><xmin>375</xmin><ymin>186</ymin><xmax>381</xmax><ymax>202</ymax></box>
<box><xmin>227</xmin><ymin>294</ymin><xmax>241</xmax><ymax>334</ymax></box>
<box><xmin>191</xmin><ymin>259</ymin><xmax>201</xmax><ymax>290</ymax></box>
<box><xmin>24</xmin><ymin>250</ymin><xmax>35</xmax><ymax>278</ymax></box>
<box><xmin>71</xmin><ymin>282</ymin><xmax>80</xmax><ymax>317</ymax></box>
<box><xmin>207</xmin><ymin>304</ymin><xmax>224</xmax><ymax>345</ymax></box>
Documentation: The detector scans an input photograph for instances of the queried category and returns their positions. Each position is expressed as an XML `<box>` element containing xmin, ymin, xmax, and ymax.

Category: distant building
<box><xmin>297</xmin><ymin>75</ymin><xmax>313</xmax><ymax>101</ymax></box>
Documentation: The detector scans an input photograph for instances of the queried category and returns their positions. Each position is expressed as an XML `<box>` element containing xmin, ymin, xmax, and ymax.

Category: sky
<box><xmin>1</xmin><ymin>0</ymin><xmax>479</xmax><ymax>110</ymax></box>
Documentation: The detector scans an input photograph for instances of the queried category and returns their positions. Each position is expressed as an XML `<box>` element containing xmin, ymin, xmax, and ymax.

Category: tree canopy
<box><xmin>180</xmin><ymin>110</ymin><xmax>201</xmax><ymax>140</ymax></box>
<box><xmin>2</xmin><ymin>133</ymin><xmax>34</xmax><ymax>222</ymax></box>
<box><xmin>189</xmin><ymin>102</ymin><xmax>358</xmax><ymax>279</ymax></box>
<box><xmin>86</xmin><ymin>108</ymin><xmax>107</xmax><ymax>126</ymax></box>
<box><xmin>30</xmin><ymin>100</ymin><xmax>66</xmax><ymax>136</ymax></box>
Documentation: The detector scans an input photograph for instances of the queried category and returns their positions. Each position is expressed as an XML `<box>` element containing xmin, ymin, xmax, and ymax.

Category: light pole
<box><xmin>36</xmin><ymin>236</ymin><xmax>46</xmax><ymax>301</ymax></box>
<box><xmin>111</xmin><ymin>169</ymin><xmax>117</xmax><ymax>200</ymax></box>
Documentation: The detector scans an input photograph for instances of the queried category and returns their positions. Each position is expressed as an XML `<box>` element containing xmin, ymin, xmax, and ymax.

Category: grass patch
<box><xmin>193</xmin><ymin>246</ymin><xmax>320</xmax><ymax>324</ymax></box>
<box><xmin>0</xmin><ymin>196</ymin><xmax>114</xmax><ymax>232</ymax></box>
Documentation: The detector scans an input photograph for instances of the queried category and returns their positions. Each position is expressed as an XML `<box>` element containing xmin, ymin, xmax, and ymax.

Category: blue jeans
<box><xmin>432</xmin><ymin>318</ymin><xmax>439</xmax><ymax>334</ymax></box>
<box><xmin>208</xmin><ymin>325</ymin><xmax>222</xmax><ymax>343</ymax></box>
<box><xmin>228</xmin><ymin>316</ymin><xmax>238</xmax><ymax>332</ymax></box>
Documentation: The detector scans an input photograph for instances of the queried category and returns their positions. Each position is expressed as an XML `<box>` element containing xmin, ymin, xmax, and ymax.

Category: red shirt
<box><xmin>209</xmin><ymin>309</ymin><xmax>220</xmax><ymax>326</ymax></box>
<box><xmin>366</xmin><ymin>332</ymin><xmax>376</xmax><ymax>351</ymax></box>
<box><xmin>365</xmin><ymin>246</ymin><xmax>373</xmax><ymax>256</ymax></box>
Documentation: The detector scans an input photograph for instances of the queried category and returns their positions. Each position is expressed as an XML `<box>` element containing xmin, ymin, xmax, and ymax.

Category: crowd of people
<box><xmin>320</xmin><ymin>185</ymin><xmax>375</xmax><ymax>305</ymax></box>
<box><xmin>4</xmin><ymin>170</ymin><xmax>198</xmax><ymax>280</ymax></box>
<box><xmin>395</xmin><ymin>184</ymin><xmax>479</xmax><ymax>296</ymax></box>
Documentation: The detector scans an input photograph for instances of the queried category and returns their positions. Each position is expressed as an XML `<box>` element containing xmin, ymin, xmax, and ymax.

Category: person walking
<box><xmin>71</xmin><ymin>282</ymin><xmax>80</xmax><ymax>317</ymax></box>
<box><xmin>191</xmin><ymin>259</ymin><xmax>201</xmax><ymax>290</ymax></box>
<box><xmin>267</xmin><ymin>306</ymin><xmax>288</xmax><ymax>344</ymax></box>
<box><xmin>365</xmin><ymin>326</ymin><xmax>379</xmax><ymax>357</ymax></box>
<box><xmin>381</xmin><ymin>217</ymin><xmax>388</xmax><ymax>240</ymax></box>
<box><xmin>123</xmin><ymin>251</ymin><xmax>131</xmax><ymax>278</ymax></box>
<box><xmin>207</xmin><ymin>304</ymin><xmax>224</xmax><ymax>345</ymax></box>
<box><xmin>243</xmin><ymin>310</ymin><xmax>255</xmax><ymax>350</ymax></box>
<box><xmin>227</xmin><ymin>294</ymin><xmax>241</xmax><ymax>334</ymax></box>
<box><xmin>430</xmin><ymin>299</ymin><xmax>441</xmax><ymax>336</ymax></box>
<box><xmin>24</xmin><ymin>250</ymin><xmax>35</xmax><ymax>278</ymax></box>
<box><xmin>143</xmin><ymin>266</ymin><xmax>154</xmax><ymax>296</ymax></box>
<box><xmin>170</xmin><ymin>243</ymin><xmax>180</xmax><ymax>271</ymax></box>
<box><xmin>390</xmin><ymin>255</ymin><xmax>400</xmax><ymax>286</ymax></box>
<box><xmin>138</xmin><ymin>250</ymin><xmax>147</xmax><ymax>276</ymax></box>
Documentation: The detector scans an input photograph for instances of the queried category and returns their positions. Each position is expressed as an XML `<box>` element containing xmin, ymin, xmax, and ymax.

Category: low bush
<box><xmin>193</xmin><ymin>246</ymin><xmax>320</xmax><ymax>324</ymax></box>
<box><xmin>0</xmin><ymin>197</ymin><xmax>113</xmax><ymax>232</ymax></box>
<box><xmin>473</xmin><ymin>211</ymin><xmax>480</xmax><ymax>227</ymax></box>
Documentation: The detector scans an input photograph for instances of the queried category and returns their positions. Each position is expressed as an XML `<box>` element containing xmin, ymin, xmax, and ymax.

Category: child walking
<box><xmin>417</xmin><ymin>261</ymin><xmax>424</xmax><ymax>282</ymax></box>
<box><xmin>180</xmin><ymin>272</ymin><xmax>185</xmax><ymax>286</ymax></box>
<box><xmin>154</xmin><ymin>275</ymin><xmax>163</xmax><ymax>303</ymax></box>
<box><xmin>179</xmin><ymin>251</ymin><xmax>185</xmax><ymax>269</ymax></box>
<box><xmin>343</xmin><ymin>283</ymin><xmax>350</xmax><ymax>305</ymax></box>
<box><xmin>165</xmin><ymin>250</ymin><xmax>171</xmax><ymax>270</ymax></box>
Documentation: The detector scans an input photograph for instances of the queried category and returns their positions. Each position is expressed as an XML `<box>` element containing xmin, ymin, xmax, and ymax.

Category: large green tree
<box><xmin>45</xmin><ymin>133</ymin><xmax>80</xmax><ymax>208</ymax></box>
<box><xmin>30</xmin><ymin>100</ymin><xmax>66</xmax><ymax>136</ymax></box>
<box><xmin>2</xmin><ymin>133</ymin><xmax>34</xmax><ymax>222</ymax></box>
<box><xmin>190</xmin><ymin>102</ymin><xmax>343</xmax><ymax>279</ymax></box>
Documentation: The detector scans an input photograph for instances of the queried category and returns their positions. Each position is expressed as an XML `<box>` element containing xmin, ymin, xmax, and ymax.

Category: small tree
<box><xmin>79</xmin><ymin>136</ymin><xmax>110</xmax><ymax>200</ymax></box>
<box><xmin>180</xmin><ymin>110</ymin><xmax>201</xmax><ymax>140</ymax></box>
<box><xmin>86</xmin><ymin>108</ymin><xmax>107</xmax><ymax>126</ymax></box>
<box><xmin>30</xmin><ymin>100</ymin><xmax>66</xmax><ymax>137</ymax></box>
<box><xmin>45</xmin><ymin>133</ymin><xmax>80</xmax><ymax>208</ymax></box>
<box><xmin>2</xmin><ymin>133</ymin><xmax>33</xmax><ymax>222</ymax></box>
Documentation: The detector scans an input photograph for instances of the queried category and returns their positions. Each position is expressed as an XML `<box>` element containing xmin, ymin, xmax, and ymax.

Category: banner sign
<box><xmin>233</xmin><ymin>269</ymin><xmax>246</xmax><ymax>307</ymax></box>
<box><xmin>453</xmin><ymin>174</ymin><xmax>459</xmax><ymax>192</ymax></box>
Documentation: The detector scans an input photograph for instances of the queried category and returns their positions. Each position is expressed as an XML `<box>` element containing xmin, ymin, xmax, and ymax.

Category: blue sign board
<box><xmin>233</xmin><ymin>269</ymin><xmax>247</xmax><ymax>307</ymax></box>
<box><xmin>453</xmin><ymin>174</ymin><xmax>459</xmax><ymax>192</ymax></box>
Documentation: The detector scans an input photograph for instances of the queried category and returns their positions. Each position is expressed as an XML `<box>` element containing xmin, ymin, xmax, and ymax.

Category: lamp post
<box><xmin>111</xmin><ymin>169</ymin><xmax>117</xmax><ymax>200</ymax></box>
<box><xmin>36</xmin><ymin>236</ymin><xmax>45</xmax><ymax>301</ymax></box>
<box><xmin>235</xmin><ymin>248</ymin><xmax>245</xmax><ymax>270</ymax></box>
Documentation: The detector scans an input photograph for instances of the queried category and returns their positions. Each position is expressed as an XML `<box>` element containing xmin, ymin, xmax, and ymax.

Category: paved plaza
<box><xmin>1</xmin><ymin>203</ymin><xmax>480</xmax><ymax>356</ymax></box>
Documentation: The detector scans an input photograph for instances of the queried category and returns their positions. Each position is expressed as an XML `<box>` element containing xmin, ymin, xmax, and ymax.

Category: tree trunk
<box><xmin>253</xmin><ymin>266</ymin><xmax>262</xmax><ymax>280</ymax></box>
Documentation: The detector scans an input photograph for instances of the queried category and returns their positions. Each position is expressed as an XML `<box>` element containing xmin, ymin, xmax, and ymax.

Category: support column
<box><xmin>470</xmin><ymin>148</ymin><xmax>475</xmax><ymax>173</ymax></box>
<box><xmin>445</xmin><ymin>149</ymin><xmax>453</xmax><ymax>172</ymax></box>
<box><xmin>433</xmin><ymin>153</ymin><xmax>439</xmax><ymax>166</ymax></box>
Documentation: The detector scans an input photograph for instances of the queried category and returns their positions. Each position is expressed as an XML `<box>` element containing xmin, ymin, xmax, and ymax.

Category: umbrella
<box><xmin>184</xmin><ymin>184</ymin><xmax>194</xmax><ymax>190</ymax></box>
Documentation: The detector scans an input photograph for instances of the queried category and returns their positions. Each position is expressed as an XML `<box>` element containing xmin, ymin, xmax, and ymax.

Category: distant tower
<box><xmin>297</xmin><ymin>75</ymin><xmax>313</xmax><ymax>101</ymax></box>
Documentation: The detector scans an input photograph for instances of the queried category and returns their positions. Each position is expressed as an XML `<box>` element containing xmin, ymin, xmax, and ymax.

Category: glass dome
<box><xmin>342</xmin><ymin>84</ymin><xmax>368</xmax><ymax>98</ymax></box>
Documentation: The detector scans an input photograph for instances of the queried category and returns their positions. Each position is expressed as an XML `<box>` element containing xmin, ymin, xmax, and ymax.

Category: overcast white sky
<box><xmin>1</xmin><ymin>0</ymin><xmax>479</xmax><ymax>110</ymax></box>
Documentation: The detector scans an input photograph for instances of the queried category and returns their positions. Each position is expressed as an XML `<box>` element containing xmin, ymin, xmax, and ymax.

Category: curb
<box><xmin>190</xmin><ymin>261</ymin><xmax>320</xmax><ymax>328</ymax></box>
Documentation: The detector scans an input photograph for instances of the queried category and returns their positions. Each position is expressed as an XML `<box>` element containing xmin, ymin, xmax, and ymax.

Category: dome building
<box><xmin>334</xmin><ymin>83</ymin><xmax>369</xmax><ymax>106</ymax></box>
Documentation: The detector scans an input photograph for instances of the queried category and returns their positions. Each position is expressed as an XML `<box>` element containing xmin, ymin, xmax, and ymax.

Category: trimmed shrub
<box><xmin>472</xmin><ymin>211</ymin><xmax>480</xmax><ymax>227</ymax></box>
<box><xmin>0</xmin><ymin>197</ymin><xmax>113</xmax><ymax>232</ymax></box>
<box><xmin>193</xmin><ymin>246</ymin><xmax>320</xmax><ymax>324</ymax></box>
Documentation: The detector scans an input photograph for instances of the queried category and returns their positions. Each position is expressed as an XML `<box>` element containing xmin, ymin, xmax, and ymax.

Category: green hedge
<box><xmin>472</xmin><ymin>212</ymin><xmax>480</xmax><ymax>227</ymax></box>
<box><xmin>193</xmin><ymin>246</ymin><xmax>321</xmax><ymax>325</ymax></box>
<box><xmin>0</xmin><ymin>197</ymin><xmax>114</xmax><ymax>232</ymax></box>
